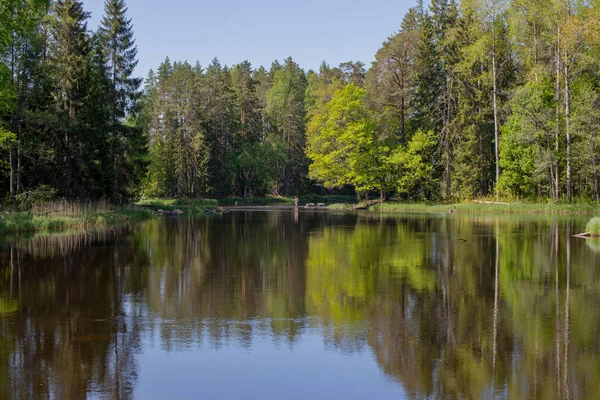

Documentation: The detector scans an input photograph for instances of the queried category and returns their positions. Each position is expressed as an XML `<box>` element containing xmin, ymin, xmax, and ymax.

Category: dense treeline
<box><xmin>135</xmin><ymin>0</ymin><xmax>600</xmax><ymax>202</ymax></box>
<box><xmin>0</xmin><ymin>0</ymin><xmax>146</xmax><ymax>205</ymax></box>
<box><xmin>2</xmin><ymin>0</ymin><xmax>600</xmax><ymax>204</ymax></box>
<box><xmin>141</xmin><ymin>57</ymin><xmax>365</xmax><ymax>198</ymax></box>
<box><xmin>306</xmin><ymin>0</ymin><xmax>600</xmax><ymax>202</ymax></box>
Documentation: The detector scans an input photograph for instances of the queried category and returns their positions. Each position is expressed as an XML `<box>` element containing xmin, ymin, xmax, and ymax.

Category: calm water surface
<box><xmin>1</xmin><ymin>210</ymin><xmax>599</xmax><ymax>399</ymax></box>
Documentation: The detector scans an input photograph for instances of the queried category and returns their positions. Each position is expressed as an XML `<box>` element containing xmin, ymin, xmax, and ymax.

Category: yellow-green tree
<box><xmin>306</xmin><ymin>84</ymin><xmax>390</xmax><ymax>198</ymax></box>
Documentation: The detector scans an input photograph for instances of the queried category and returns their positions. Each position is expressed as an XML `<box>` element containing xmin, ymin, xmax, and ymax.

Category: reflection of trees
<box><xmin>136</xmin><ymin>212</ymin><xmax>316</xmax><ymax>349</ymax></box>
<box><xmin>305</xmin><ymin>215</ymin><xmax>600</xmax><ymax>399</ymax></box>
<box><xmin>1</xmin><ymin>213</ymin><xmax>600</xmax><ymax>399</ymax></box>
<box><xmin>0</xmin><ymin>228</ymin><xmax>146</xmax><ymax>399</ymax></box>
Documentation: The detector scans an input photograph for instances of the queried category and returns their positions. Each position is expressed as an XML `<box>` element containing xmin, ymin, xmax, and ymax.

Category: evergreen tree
<box><xmin>266</xmin><ymin>57</ymin><xmax>307</xmax><ymax>196</ymax></box>
<box><xmin>99</xmin><ymin>0</ymin><xmax>140</xmax><ymax>122</ymax></box>
<box><xmin>49</xmin><ymin>0</ymin><xmax>91</xmax><ymax>196</ymax></box>
<box><xmin>99</xmin><ymin>0</ymin><xmax>144</xmax><ymax>201</ymax></box>
<box><xmin>412</xmin><ymin>14</ymin><xmax>443</xmax><ymax>136</ymax></box>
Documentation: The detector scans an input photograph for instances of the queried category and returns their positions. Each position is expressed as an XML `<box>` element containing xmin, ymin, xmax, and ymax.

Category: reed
<box><xmin>0</xmin><ymin>200</ymin><xmax>154</xmax><ymax>234</ymax></box>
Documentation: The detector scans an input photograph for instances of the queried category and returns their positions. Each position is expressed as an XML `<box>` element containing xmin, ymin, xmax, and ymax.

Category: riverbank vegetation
<box><xmin>373</xmin><ymin>202</ymin><xmax>600</xmax><ymax>216</ymax></box>
<box><xmin>3</xmin><ymin>0</ymin><xmax>600</xmax><ymax>217</ymax></box>
<box><xmin>584</xmin><ymin>217</ymin><xmax>600</xmax><ymax>236</ymax></box>
<box><xmin>137</xmin><ymin>195</ymin><xmax>357</xmax><ymax>210</ymax></box>
<box><xmin>326</xmin><ymin>200</ymin><xmax>600</xmax><ymax>215</ymax></box>
<box><xmin>0</xmin><ymin>200</ymin><xmax>154</xmax><ymax>234</ymax></box>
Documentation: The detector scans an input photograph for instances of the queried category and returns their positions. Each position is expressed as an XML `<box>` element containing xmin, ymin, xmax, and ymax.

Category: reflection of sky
<box><xmin>135</xmin><ymin>328</ymin><xmax>407</xmax><ymax>400</ymax></box>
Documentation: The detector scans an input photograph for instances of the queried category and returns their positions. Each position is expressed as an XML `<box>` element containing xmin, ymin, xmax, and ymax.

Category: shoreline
<box><xmin>329</xmin><ymin>201</ymin><xmax>600</xmax><ymax>216</ymax></box>
<box><xmin>3</xmin><ymin>198</ymin><xmax>600</xmax><ymax>236</ymax></box>
<box><xmin>0</xmin><ymin>207</ymin><xmax>155</xmax><ymax>235</ymax></box>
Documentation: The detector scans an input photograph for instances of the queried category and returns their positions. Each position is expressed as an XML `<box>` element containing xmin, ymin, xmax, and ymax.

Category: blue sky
<box><xmin>83</xmin><ymin>0</ymin><xmax>414</xmax><ymax>77</ymax></box>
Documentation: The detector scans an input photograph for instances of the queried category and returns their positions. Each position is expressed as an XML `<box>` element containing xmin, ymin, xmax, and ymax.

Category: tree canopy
<box><xmin>2</xmin><ymin>0</ymin><xmax>600</xmax><ymax>203</ymax></box>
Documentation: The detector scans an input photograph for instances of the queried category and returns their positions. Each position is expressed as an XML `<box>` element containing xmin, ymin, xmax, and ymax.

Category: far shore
<box><xmin>329</xmin><ymin>201</ymin><xmax>600</xmax><ymax>216</ymax></box>
<box><xmin>3</xmin><ymin>197</ymin><xmax>600</xmax><ymax>236</ymax></box>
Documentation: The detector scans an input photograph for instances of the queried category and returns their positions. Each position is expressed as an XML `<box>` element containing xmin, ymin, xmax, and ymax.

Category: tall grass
<box><xmin>585</xmin><ymin>217</ymin><xmax>600</xmax><ymax>236</ymax></box>
<box><xmin>364</xmin><ymin>201</ymin><xmax>600</xmax><ymax>215</ymax></box>
<box><xmin>31</xmin><ymin>198</ymin><xmax>110</xmax><ymax>215</ymax></box>
<box><xmin>0</xmin><ymin>200</ymin><xmax>154</xmax><ymax>234</ymax></box>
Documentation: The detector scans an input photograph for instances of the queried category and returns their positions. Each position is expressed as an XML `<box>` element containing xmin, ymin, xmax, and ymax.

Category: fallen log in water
<box><xmin>351</xmin><ymin>199</ymin><xmax>383</xmax><ymax>210</ymax></box>
<box><xmin>574</xmin><ymin>232</ymin><xmax>592</xmax><ymax>238</ymax></box>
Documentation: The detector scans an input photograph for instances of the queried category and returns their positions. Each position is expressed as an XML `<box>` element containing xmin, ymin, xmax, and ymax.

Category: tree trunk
<box><xmin>555</xmin><ymin>28</ymin><xmax>561</xmax><ymax>201</ymax></box>
<box><xmin>592</xmin><ymin>142</ymin><xmax>599</xmax><ymax>203</ymax></box>
<box><xmin>65</xmin><ymin>130</ymin><xmax>71</xmax><ymax>196</ymax></box>
<box><xmin>564</xmin><ymin>60</ymin><xmax>572</xmax><ymax>202</ymax></box>
<box><xmin>10</xmin><ymin>145</ymin><xmax>17</xmax><ymax>209</ymax></box>
<box><xmin>284</xmin><ymin>128</ymin><xmax>291</xmax><ymax>196</ymax></box>
<box><xmin>445</xmin><ymin>144</ymin><xmax>451</xmax><ymax>199</ymax></box>
<box><xmin>9</xmin><ymin>29</ymin><xmax>17</xmax><ymax>209</ymax></box>
<box><xmin>400</xmin><ymin>96</ymin><xmax>405</xmax><ymax>144</ymax></box>
<box><xmin>16</xmin><ymin>122</ymin><xmax>22</xmax><ymax>196</ymax></box>
<box><xmin>492</xmin><ymin>37</ymin><xmax>500</xmax><ymax>195</ymax></box>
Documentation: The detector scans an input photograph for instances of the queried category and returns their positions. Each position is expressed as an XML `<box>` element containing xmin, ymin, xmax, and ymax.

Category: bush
<box><xmin>585</xmin><ymin>217</ymin><xmax>600</xmax><ymax>236</ymax></box>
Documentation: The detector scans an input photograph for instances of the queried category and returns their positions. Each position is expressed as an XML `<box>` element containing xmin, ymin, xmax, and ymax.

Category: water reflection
<box><xmin>1</xmin><ymin>212</ymin><xmax>599</xmax><ymax>399</ymax></box>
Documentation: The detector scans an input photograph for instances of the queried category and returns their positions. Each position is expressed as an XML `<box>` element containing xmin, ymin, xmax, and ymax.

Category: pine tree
<box><xmin>365</xmin><ymin>8</ymin><xmax>420</xmax><ymax>144</ymax></box>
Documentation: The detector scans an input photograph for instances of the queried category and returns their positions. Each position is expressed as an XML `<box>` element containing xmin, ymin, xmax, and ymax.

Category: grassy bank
<box><xmin>0</xmin><ymin>201</ymin><xmax>155</xmax><ymax>234</ymax></box>
<box><xmin>137</xmin><ymin>195</ymin><xmax>358</xmax><ymax>211</ymax></box>
<box><xmin>329</xmin><ymin>201</ymin><xmax>600</xmax><ymax>216</ymax></box>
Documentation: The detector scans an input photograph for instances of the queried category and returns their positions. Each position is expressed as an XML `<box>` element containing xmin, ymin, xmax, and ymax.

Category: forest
<box><xmin>1</xmin><ymin>0</ymin><xmax>600</xmax><ymax>205</ymax></box>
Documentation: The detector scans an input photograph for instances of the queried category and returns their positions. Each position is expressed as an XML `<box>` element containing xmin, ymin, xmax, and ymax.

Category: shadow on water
<box><xmin>0</xmin><ymin>211</ymin><xmax>599</xmax><ymax>399</ymax></box>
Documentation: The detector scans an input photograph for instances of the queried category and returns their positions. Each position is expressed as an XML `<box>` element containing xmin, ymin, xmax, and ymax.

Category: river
<box><xmin>0</xmin><ymin>210</ymin><xmax>598</xmax><ymax>399</ymax></box>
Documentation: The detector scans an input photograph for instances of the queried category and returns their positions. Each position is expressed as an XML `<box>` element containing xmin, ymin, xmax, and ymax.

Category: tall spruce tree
<box><xmin>50</xmin><ymin>0</ymin><xmax>91</xmax><ymax>196</ymax></box>
<box><xmin>99</xmin><ymin>0</ymin><xmax>140</xmax><ymax>122</ymax></box>
<box><xmin>99</xmin><ymin>0</ymin><xmax>143</xmax><ymax>201</ymax></box>
<box><xmin>412</xmin><ymin>15</ymin><xmax>442</xmax><ymax>136</ymax></box>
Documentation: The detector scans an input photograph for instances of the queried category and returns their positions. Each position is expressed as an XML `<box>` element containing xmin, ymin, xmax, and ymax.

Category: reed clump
<box><xmin>0</xmin><ymin>200</ymin><xmax>154</xmax><ymax>234</ymax></box>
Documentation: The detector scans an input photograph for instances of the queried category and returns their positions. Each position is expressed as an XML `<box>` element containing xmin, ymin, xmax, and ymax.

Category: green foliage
<box><xmin>388</xmin><ymin>129</ymin><xmax>437</xmax><ymax>198</ymax></box>
<box><xmin>266</xmin><ymin>57</ymin><xmax>308</xmax><ymax>196</ymax></box>
<box><xmin>307</xmin><ymin>84</ymin><xmax>389</xmax><ymax>194</ymax></box>
<box><xmin>0</xmin><ymin>126</ymin><xmax>16</xmax><ymax>148</ymax></box>
<box><xmin>2</xmin><ymin>0</ymin><xmax>600</xmax><ymax>204</ymax></box>
<box><xmin>0</xmin><ymin>0</ymin><xmax>145</xmax><ymax>203</ymax></box>
<box><xmin>364</xmin><ymin>16</ymin><xmax>419</xmax><ymax>144</ymax></box>
<box><xmin>0</xmin><ymin>203</ymin><xmax>154</xmax><ymax>234</ymax></box>
<box><xmin>498</xmin><ymin>78</ymin><xmax>556</xmax><ymax>198</ymax></box>
<box><xmin>585</xmin><ymin>217</ymin><xmax>600</xmax><ymax>236</ymax></box>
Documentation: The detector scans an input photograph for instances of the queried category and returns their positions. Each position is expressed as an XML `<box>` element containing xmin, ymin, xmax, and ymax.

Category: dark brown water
<box><xmin>1</xmin><ymin>210</ymin><xmax>599</xmax><ymax>399</ymax></box>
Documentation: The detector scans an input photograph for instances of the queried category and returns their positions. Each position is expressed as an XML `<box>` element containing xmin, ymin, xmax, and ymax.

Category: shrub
<box><xmin>585</xmin><ymin>217</ymin><xmax>600</xmax><ymax>236</ymax></box>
